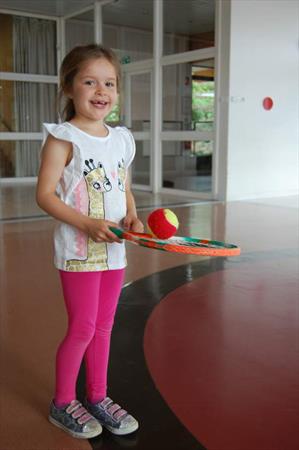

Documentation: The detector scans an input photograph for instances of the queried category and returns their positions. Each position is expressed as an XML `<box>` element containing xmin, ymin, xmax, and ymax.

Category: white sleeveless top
<box><xmin>42</xmin><ymin>122</ymin><xmax>135</xmax><ymax>272</ymax></box>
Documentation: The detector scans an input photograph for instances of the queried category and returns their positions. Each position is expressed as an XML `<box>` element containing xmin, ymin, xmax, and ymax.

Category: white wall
<box><xmin>219</xmin><ymin>0</ymin><xmax>299</xmax><ymax>201</ymax></box>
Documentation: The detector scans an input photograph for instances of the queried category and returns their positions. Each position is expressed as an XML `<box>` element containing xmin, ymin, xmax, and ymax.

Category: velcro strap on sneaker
<box><xmin>101</xmin><ymin>397</ymin><xmax>114</xmax><ymax>409</ymax></box>
<box><xmin>107</xmin><ymin>403</ymin><xmax>122</xmax><ymax>417</ymax></box>
<box><xmin>78</xmin><ymin>413</ymin><xmax>92</xmax><ymax>424</ymax></box>
<box><xmin>114</xmin><ymin>409</ymin><xmax>128</xmax><ymax>421</ymax></box>
<box><xmin>72</xmin><ymin>406</ymin><xmax>87</xmax><ymax>419</ymax></box>
<box><xmin>66</xmin><ymin>400</ymin><xmax>81</xmax><ymax>414</ymax></box>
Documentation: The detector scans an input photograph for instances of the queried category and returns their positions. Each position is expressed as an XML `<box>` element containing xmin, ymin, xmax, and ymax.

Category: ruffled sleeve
<box><xmin>115</xmin><ymin>126</ymin><xmax>136</xmax><ymax>168</ymax></box>
<box><xmin>42</xmin><ymin>122</ymin><xmax>84</xmax><ymax>196</ymax></box>
<box><xmin>42</xmin><ymin>123</ymin><xmax>73</xmax><ymax>145</ymax></box>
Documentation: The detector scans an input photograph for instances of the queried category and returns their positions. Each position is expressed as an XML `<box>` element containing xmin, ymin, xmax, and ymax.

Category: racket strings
<box><xmin>140</xmin><ymin>236</ymin><xmax>235</xmax><ymax>250</ymax></box>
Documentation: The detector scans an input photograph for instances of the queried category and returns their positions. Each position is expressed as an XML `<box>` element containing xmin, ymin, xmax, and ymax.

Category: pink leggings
<box><xmin>55</xmin><ymin>269</ymin><xmax>125</xmax><ymax>407</ymax></box>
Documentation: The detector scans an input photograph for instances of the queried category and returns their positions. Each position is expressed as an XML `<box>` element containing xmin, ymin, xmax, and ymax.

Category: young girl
<box><xmin>36</xmin><ymin>44</ymin><xmax>143</xmax><ymax>439</ymax></box>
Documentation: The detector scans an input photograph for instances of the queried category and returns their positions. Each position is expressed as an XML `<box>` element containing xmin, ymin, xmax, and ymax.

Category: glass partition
<box><xmin>162</xmin><ymin>140</ymin><xmax>212</xmax><ymax>192</ymax></box>
<box><xmin>125</xmin><ymin>71</ymin><xmax>151</xmax><ymax>189</ymax></box>
<box><xmin>0</xmin><ymin>140</ymin><xmax>42</xmax><ymax>177</ymax></box>
<box><xmin>131</xmin><ymin>140</ymin><xmax>150</xmax><ymax>186</ymax></box>
<box><xmin>129</xmin><ymin>73</ymin><xmax>151</xmax><ymax>132</ymax></box>
<box><xmin>162</xmin><ymin>59</ymin><xmax>214</xmax><ymax>132</ymax></box>
<box><xmin>163</xmin><ymin>0</ymin><xmax>215</xmax><ymax>55</ymax></box>
<box><xmin>0</xmin><ymin>13</ymin><xmax>57</xmax><ymax>75</ymax></box>
<box><xmin>0</xmin><ymin>0</ymin><xmax>216</xmax><ymax>195</ymax></box>
<box><xmin>65</xmin><ymin>10</ymin><xmax>94</xmax><ymax>54</ymax></box>
<box><xmin>0</xmin><ymin>81</ymin><xmax>57</xmax><ymax>132</ymax></box>
<box><xmin>0</xmin><ymin>12</ymin><xmax>57</xmax><ymax>179</ymax></box>
<box><xmin>103</xmin><ymin>0</ymin><xmax>153</xmax><ymax>62</ymax></box>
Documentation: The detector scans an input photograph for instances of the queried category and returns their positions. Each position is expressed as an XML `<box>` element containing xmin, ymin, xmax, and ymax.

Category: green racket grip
<box><xmin>109</xmin><ymin>226</ymin><xmax>124</xmax><ymax>238</ymax></box>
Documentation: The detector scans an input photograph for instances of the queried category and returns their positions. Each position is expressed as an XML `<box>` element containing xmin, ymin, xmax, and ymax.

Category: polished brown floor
<box><xmin>0</xmin><ymin>189</ymin><xmax>298</xmax><ymax>450</ymax></box>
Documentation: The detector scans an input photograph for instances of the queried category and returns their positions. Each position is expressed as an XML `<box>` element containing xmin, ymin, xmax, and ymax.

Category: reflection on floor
<box><xmin>0</xmin><ymin>182</ymin><xmax>208</xmax><ymax>221</ymax></box>
<box><xmin>163</xmin><ymin>175</ymin><xmax>212</xmax><ymax>192</ymax></box>
<box><xmin>1</xmin><ymin>190</ymin><xmax>298</xmax><ymax>450</ymax></box>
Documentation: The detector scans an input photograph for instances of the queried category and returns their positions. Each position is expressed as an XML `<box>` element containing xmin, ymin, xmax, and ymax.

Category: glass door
<box><xmin>161</xmin><ymin>58</ymin><xmax>215</xmax><ymax>196</ymax></box>
<box><xmin>160</xmin><ymin>0</ymin><xmax>215</xmax><ymax>198</ymax></box>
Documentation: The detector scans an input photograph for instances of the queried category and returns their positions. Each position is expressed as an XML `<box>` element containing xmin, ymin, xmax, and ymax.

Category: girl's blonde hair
<box><xmin>59</xmin><ymin>44</ymin><xmax>121</xmax><ymax>122</ymax></box>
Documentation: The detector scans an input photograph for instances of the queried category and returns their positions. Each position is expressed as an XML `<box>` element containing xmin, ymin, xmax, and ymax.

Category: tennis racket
<box><xmin>110</xmin><ymin>227</ymin><xmax>240</xmax><ymax>257</ymax></box>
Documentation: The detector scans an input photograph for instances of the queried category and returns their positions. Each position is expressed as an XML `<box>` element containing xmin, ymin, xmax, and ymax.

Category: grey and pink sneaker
<box><xmin>84</xmin><ymin>397</ymin><xmax>139</xmax><ymax>435</ymax></box>
<box><xmin>49</xmin><ymin>399</ymin><xmax>102</xmax><ymax>439</ymax></box>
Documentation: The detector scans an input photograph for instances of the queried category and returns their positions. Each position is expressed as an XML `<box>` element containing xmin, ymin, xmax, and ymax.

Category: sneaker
<box><xmin>84</xmin><ymin>397</ymin><xmax>139</xmax><ymax>435</ymax></box>
<box><xmin>49</xmin><ymin>399</ymin><xmax>102</xmax><ymax>439</ymax></box>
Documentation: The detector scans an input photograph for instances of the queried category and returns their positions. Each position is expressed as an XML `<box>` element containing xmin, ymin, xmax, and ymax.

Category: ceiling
<box><xmin>0</xmin><ymin>0</ymin><xmax>215</xmax><ymax>34</ymax></box>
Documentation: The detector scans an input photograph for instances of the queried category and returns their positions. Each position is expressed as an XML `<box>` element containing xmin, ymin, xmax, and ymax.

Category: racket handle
<box><xmin>109</xmin><ymin>226</ymin><xmax>124</xmax><ymax>238</ymax></box>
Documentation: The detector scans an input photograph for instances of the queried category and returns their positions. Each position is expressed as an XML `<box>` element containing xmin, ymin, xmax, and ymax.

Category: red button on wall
<box><xmin>263</xmin><ymin>97</ymin><xmax>274</xmax><ymax>110</ymax></box>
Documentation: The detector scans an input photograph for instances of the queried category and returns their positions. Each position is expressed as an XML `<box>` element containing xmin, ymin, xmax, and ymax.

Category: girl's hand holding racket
<box><xmin>123</xmin><ymin>214</ymin><xmax>144</xmax><ymax>233</ymax></box>
<box><xmin>85</xmin><ymin>218</ymin><xmax>123</xmax><ymax>243</ymax></box>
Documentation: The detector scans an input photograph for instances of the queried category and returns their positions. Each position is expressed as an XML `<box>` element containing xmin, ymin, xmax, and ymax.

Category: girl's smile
<box><xmin>90</xmin><ymin>99</ymin><xmax>109</xmax><ymax>109</ymax></box>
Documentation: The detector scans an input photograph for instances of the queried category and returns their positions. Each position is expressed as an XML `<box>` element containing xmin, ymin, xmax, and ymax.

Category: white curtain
<box><xmin>13</xmin><ymin>16</ymin><xmax>57</xmax><ymax>177</ymax></box>
<box><xmin>65</xmin><ymin>18</ymin><xmax>93</xmax><ymax>54</ymax></box>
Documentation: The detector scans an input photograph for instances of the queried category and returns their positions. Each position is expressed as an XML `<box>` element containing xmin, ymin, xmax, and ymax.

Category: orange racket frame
<box><xmin>110</xmin><ymin>227</ymin><xmax>240</xmax><ymax>257</ymax></box>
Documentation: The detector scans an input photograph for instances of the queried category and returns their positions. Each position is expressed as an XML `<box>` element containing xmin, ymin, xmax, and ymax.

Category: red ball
<box><xmin>147</xmin><ymin>208</ymin><xmax>179</xmax><ymax>239</ymax></box>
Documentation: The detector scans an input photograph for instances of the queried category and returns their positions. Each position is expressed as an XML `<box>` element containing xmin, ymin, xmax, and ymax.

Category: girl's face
<box><xmin>69</xmin><ymin>57</ymin><xmax>118</xmax><ymax>124</ymax></box>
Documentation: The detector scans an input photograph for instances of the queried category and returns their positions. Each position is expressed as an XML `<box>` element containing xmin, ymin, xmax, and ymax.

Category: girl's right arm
<box><xmin>36</xmin><ymin>135</ymin><xmax>121</xmax><ymax>243</ymax></box>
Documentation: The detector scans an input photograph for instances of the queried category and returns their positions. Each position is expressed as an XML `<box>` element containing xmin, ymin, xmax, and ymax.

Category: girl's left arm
<box><xmin>123</xmin><ymin>177</ymin><xmax>144</xmax><ymax>232</ymax></box>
